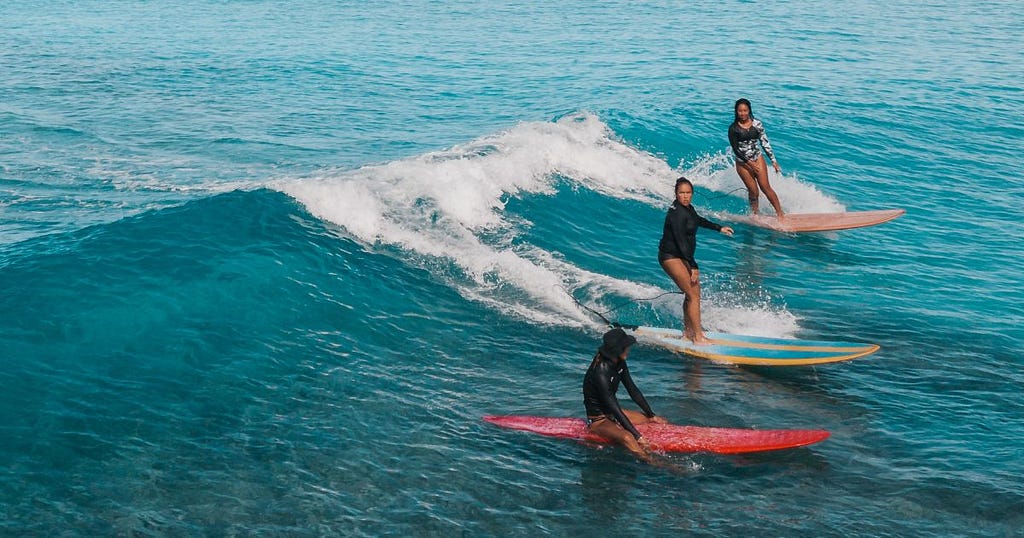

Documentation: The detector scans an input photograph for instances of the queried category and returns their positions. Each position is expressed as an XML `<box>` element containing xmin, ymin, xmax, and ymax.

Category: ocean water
<box><xmin>2</xmin><ymin>0</ymin><xmax>1023</xmax><ymax>535</ymax></box>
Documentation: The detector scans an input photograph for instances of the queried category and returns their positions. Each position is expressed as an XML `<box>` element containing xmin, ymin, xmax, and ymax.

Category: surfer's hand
<box><xmin>650</xmin><ymin>415</ymin><xmax>669</xmax><ymax>425</ymax></box>
<box><xmin>720</xmin><ymin>226</ymin><xmax>734</xmax><ymax>237</ymax></box>
<box><xmin>772</xmin><ymin>160</ymin><xmax>781</xmax><ymax>174</ymax></box>
<box><xmin>636</xmin><ymin>436</ymin><xmax>652</xmax><ymax>451</ymax></box>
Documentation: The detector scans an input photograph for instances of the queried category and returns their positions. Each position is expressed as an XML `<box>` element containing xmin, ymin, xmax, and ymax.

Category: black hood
<box><xmin>599</xmin><ymin>328</ymin><xmax>636</xmax><ymax>359</ymax></box>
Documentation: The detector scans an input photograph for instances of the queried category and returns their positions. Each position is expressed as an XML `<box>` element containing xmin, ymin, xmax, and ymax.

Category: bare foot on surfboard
<box><xmin>690</xmin><ymin>335</ymin><xmax>712</xmax><ymax>345</ymax></box>
<box><xmin>684</xmin><ymin>330</ymin><xmax>712</xmax><ymax>345</ymax></box>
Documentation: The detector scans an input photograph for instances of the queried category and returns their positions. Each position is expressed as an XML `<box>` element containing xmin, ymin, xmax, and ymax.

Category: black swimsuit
<box><xmin>657</xmin><ymin>200</ymin><xmax>723</xmax><ymax>270</ymax></box>
<box><xmin>582</xmin><ymin>353</ymin><xmax>654</xmax><ymax>440</ymax></box>
<box><xmin>728</xmin><ymin>118</ymin><xmax>776</xmax><ymax>164</ymax></box>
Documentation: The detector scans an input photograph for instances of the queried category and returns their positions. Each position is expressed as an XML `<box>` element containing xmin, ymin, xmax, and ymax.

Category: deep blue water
<box><xmin>2</xmin><ymin>1</ymin><xmax>1023</xmax><ymax>535</ymax></box>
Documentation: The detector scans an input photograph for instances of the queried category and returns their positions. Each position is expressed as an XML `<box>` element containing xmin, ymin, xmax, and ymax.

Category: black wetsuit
<box><xmin>582</xmin><ymin>353</ymin><xmax>654</xmax><ymax>440</ymax></box>
<box><xmin>658</xmin><ymin>200</ymin><xmax>723</xmax><ymax>270</ymax></box>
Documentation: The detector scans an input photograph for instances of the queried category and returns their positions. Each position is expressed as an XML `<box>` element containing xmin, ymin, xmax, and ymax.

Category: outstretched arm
<box><xmin>620</xmin><ymin>364</ymin><xmax>654</xmax><ymax>419</ymax></box>
<box><xmin>694</xmin><ymin>211</ymin><xmax>733</xmax><ymax>236</ymax></box>
<box><xmin>621</xmin><ymin>367</ymin><xmax>669</xmax><ymax>425</ymax></box>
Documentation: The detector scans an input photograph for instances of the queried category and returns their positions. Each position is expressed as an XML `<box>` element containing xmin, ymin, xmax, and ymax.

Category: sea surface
<box><xmin>2</xmin><ymin>1</ymin><xmax>1023</xmax><ymax>535</ymax></box>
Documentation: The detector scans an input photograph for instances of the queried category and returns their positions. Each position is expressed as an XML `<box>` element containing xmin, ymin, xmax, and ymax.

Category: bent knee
<box><xmin>621</xmin><ymin>436</ymin><xmax>642</xmax><ymax>452</ymax></box>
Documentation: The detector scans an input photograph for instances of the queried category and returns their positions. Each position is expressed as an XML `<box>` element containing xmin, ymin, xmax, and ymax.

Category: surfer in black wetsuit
<box><xmin>728</xmin><ymin>98</ymin><xmax>785</xmax><ymax>218</ymax></box>
<box><xmin>658</xmin><ymin>177</ymin><xmax>733</xmax><ymax>344</ymax></box>
<box><xmin>583</xmin><ymin>328</ymin><xmax>667</xmax><ymax>460</ymax></box>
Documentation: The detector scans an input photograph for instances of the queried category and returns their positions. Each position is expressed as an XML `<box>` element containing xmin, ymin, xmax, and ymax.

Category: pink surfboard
<box><xmin>746</xmin><ymin>209</ymin><xmax>905</xmax><ymax>232</ymax></box>
<box><xmin>484</xmin><ymin>415</ymin><xmax>829</xmax><ymax>454</ymax></box>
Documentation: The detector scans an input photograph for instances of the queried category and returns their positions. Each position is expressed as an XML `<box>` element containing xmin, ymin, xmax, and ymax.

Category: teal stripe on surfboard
<box><xmin>633</xmin><ymin>326</ymin><xmax>876</xmax><ymax>351</ymax></box>
<box><xmin>622</xmin><ymin>325</ymin><xmax>880</xmax><ymax>366</ymax></box>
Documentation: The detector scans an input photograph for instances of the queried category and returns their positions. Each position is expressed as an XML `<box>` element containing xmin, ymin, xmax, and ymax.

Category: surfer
<box><xmin>583</xmin><ymin>328</ymin><xmax>668</xmax><ymax>460</ymax></box>
<box><xmin>728</xmin><ymin>98</ymin><xmax>785</xmax><ymax>218</ymax></box>
<box><xmin>658</xmin><ymin>177</ymin><xmax>734</xmax><ymax>344</ymax></box>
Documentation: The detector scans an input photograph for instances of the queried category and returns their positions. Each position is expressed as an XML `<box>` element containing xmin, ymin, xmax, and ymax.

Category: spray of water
<box><xmin>273</xmin><ymin>112</ymin><xmax>833</xmax><ymax>336</ymax></box>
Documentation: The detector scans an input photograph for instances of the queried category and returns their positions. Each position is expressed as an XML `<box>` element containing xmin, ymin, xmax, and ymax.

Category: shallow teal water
<box><xmin>2</xmin><ymin>1</ymin><xmax>1023</xmax><ymax>535</ymax></box>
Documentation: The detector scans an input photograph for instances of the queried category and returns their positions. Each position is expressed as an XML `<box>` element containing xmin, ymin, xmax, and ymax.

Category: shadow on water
<box><xmin>731</xmin><ymin>223</ymin><xmax>853</xmax><ymax>270</ymax></box>
<box><xmin>577</xmin><ymin>435</ymin><xmax>831</xmax><ymax>514</ymax></box>
<box><xmin>580</xmin><ymin>452</ymin><xmax>640</xmax><ymax>522</ymax></box>
<box><xmin>666</xmin><ymin>350</ymin><xmax>871</xmax><ymax>411</ymax></box>
<box><xmin>711</xmin><ymin>445</ymin><xmax>831</xmax><ymax>473</ymax></box>
<box><xmin>731</xmin><ymin>225</ymin><xmax>778</xmax><ymax>291</ymax></box>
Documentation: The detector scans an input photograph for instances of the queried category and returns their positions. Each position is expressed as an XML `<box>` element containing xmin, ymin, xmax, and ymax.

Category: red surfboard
<box><xmin>744</xmin><ymin>209</ymin><xmax>905</xmax><ymax>232</ymax></box>
<box><xmin>484</xmin><ymin>415</ymin><xmax>829</xmax><ymax>454</ymax></box>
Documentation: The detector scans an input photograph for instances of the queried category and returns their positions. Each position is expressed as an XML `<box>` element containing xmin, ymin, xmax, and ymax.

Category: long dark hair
<box><xmin>733</xmin><ymin>98</ymin><xmax>753</xmax><ymax>122</ymax></box>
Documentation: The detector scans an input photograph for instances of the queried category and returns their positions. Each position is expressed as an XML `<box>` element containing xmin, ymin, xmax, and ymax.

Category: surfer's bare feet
<box><xmin>684</xmin><ymin>330</ymin><xmax>711</xmax><ymax>345</ymax></box>
<box><xmin>690</xmin><ymin>334</ymin><xmax>712</xmax><ymax>345</ymax></box>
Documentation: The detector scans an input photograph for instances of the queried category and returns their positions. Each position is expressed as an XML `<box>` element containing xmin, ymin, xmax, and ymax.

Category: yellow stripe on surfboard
<box><xmin>632</xmin><ymin>327</ymin><xmax>876</xmax><ymax>353</ymax></box>
<box><xmin>701</xmin><ymin>338</ymin><xmax>874</xmax><ymax>353</ymax></box>
<box><xmin>657</xmin><ymin>342</ymin><xmax>881</xmax><ymax>366</ymax></box>
<box><xmin>626</xmin><ymin>325</ymin><xmax>882</xmax><ymax>366</ymax></box>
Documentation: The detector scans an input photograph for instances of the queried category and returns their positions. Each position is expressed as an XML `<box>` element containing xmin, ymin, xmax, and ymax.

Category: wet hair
<box><xmin>674</xmin><ymin>176</ymin><xmax>693</xmax><ymax>191</ymax></box>
<box><xmin>734</xmin><ymin>98</ymin><xmax>753</xmax><ymax>122</ymax></box>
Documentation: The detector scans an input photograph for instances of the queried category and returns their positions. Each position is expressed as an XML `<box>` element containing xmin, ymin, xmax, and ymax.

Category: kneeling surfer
<box><xmin>583</xmin><ymin>328</ymin><xmax>668</xmax><ymax>460</ymax></box>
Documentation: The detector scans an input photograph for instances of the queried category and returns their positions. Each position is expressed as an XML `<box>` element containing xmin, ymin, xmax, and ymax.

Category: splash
<box><xmin>682</xmin><ymin>150</ymin><xmax>845</xmax><ymax>214</ymax></box>
<box><xmin>273</xmin><ymin>112</ymin><xmax>801</xmax><ymax>335</ymax></box>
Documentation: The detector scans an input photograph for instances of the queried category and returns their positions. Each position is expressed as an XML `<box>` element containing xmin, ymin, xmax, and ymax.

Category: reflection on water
<box><xmin>580</xmin><ymin>452</ymin><xmax>639</xmax><ymax>521</ymax></box>
<box><xmin>733</xmin><ymin>226</ymin><xmax>777</xmax><ymax>294</ymax></box>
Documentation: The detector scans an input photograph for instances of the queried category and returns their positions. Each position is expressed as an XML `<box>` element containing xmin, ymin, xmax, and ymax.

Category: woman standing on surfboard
<box><xmin>658</xmin><ymin>177</ymin><xmax>734</xmax><ymax>344</ymax></box>
<box><xmin>583</xmin><ymin>328</ymin><xmax>668</xmax><ymax>460</ymax></box>
<box><xmin>728</xmin><ymin>98</ymin><xmax>785</xmax><ymax>218</ymax></box>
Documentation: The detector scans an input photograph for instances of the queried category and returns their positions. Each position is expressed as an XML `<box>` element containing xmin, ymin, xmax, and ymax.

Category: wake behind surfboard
<box><xmin>484</xmin><ymin>415</ymin><xmax>830</xmax><ymax>454</ymax></box>
<box><xmin>737</xmin><ymin>208</ymin><xmax>905</xmax><ymax>233</ymax></box>
<box><xmin>622</xmin><ymin>325</ymin><xmax>880</xmax><ymax>366</ymax></box>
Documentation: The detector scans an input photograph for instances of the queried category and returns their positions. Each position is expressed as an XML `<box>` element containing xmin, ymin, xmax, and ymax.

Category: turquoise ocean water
<box><xmin>2</xmin><ymin>1</ymin><xmax>1023</xmax><ymax>535</ymax></box>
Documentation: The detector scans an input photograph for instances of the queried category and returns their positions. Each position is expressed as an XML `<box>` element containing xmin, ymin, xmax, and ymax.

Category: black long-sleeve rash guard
<box><xmin>582</xmin><ymin>354</ymin><xmax>654</xmax><ymax>440</ymax></box>
<box><xmin>658</xmin><ymin>200</ymin><xmax>722</xmax><ymax>270</ymax></box>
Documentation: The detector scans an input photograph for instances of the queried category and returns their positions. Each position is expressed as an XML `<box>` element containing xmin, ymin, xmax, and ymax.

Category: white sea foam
<box><xmin>682</xmin><ymin>150</ymin><xmax>846</xmax><ymax>214</ymax></box>
<box><xmin>273</xmin><ymin>112</ymin><xmax>823</xmax><ymax>336</ymax></box>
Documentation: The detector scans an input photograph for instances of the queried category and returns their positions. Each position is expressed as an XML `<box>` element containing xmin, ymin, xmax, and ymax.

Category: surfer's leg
<box><xmin>754</xmin><ymin>156</ymin><xmax>784</xmax><ymax>217</ymax></box>
<box><xmin>622</xmin><ymin>409</ymin><xmax>653</xmax><ymax>425</ymax></box>
<box><xmin>588</xmin><ymin>417</ymin><xmax>650</xmax><ymax>461</ymax></box>
<box><xmin>660</xmin><ymin>258</ymin><xmax>708</xmax><ymax>344</ymax></box>
<box><xmin>685</xmin><ymin>268</ymin><xmax>709</xmax><ymax>344</ymax></box>
<box><xmin>660</xmin><ymin>257</ymin><xmax>694</xmax><ymax>337</ymax></box>
<box><xmin>735</xmin><ymin>162</ymin><xmax>760</xmax><ymax>214</ymax></box>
